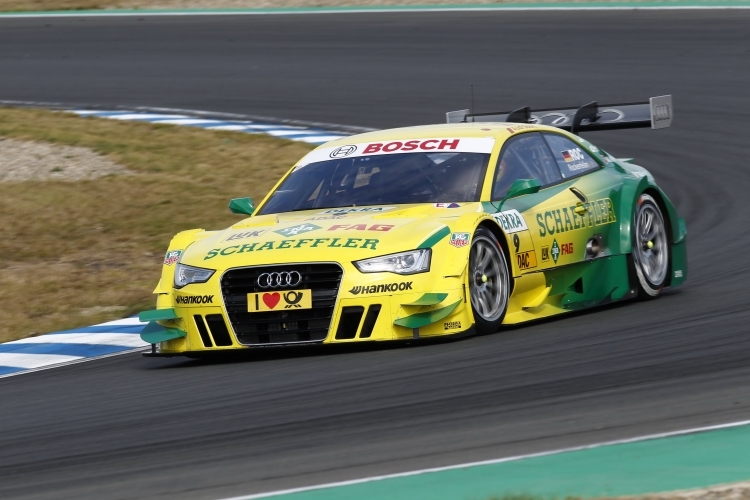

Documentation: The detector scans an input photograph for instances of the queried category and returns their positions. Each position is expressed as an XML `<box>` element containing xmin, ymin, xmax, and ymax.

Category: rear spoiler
<box><xmin>446</xmin><ymin>95</ymin><xmax>672</xmax><ymax>134</ymax></box>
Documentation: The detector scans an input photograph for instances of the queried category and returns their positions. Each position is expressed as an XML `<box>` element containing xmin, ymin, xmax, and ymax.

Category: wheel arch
<box><xmin>616</xmin><ymin>173</ymin><xmax>683</xmax><ymax>254</ymax></box>
<box><xmin>476</xmin><ymin>220</ymin><xmax>516</xmax><ymax>297</ymax></box>
<box><xmin>467</xmin><ymin>220</ymin><xmax>514</xmax><ymax>334</ymax></box>
<box><xmin>477</xmin><ymin>220</ymin><xmax>511</xmax><ymax>267</ymax></box>
<box><xmin>641</xmin><ymin>187</ymin><xmax>673</xmax><ymax>244</ymax></box>
<box><xmin>639</xmin><ymin>187</ymin><xmax>684</xmax><ymax>287</ymax></box>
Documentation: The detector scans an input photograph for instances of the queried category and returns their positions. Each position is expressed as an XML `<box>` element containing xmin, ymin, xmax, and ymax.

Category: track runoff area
<box><xmin>224</xmin><ymin>420</ymin><xmax>750</xmax><ymax>500</ymax></box>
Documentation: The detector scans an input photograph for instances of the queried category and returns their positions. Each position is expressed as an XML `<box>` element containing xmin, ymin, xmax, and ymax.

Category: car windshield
<box><xmin>258</xmin><ymin>152</ymin><xmax>490</xmax><ymax>215</ymax></box>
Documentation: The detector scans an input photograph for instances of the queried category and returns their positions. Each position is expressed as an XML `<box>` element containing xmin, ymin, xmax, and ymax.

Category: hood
<box><xmin>181</xmin><ymin>203</ymin><xmax>481</xmax><ymax>269</ymax></box>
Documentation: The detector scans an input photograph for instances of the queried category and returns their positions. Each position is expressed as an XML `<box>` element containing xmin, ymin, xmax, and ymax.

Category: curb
<box><xmin>69</xmin><ymin>109</ymin><xmax>352</xmax><ymax>144</ymax></box>
<box><xmin>0</xmin><ymin>317</ymin><xmax>148</xmax><ymax>378</ymax></box>
<box><xmin>0</xmin><ymin>100</ymin><xmax>373</xmax><ymax>136</ymax></box>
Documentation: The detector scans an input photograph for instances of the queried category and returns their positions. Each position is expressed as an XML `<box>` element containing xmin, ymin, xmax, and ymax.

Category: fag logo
<box><xmin>541</xmin><ymin>246</ymin><xmax>550</xmax><ymax>262</ymax></box>
<box><xmin>349</xmin><ymin>282</ymin><xmax>413</xmax><ymax>295</ymax></box>
<box><xmin>328</xmin><ymin>224</ymin><xmax>394</xmax><ymax>232</ymax></box>
<box><xmin>330</xmin><ymin>145</ymin><xmax>357</xmax><ymax>158</ymax></box>
<box><xmin>449</xmin><ymin>232</ymin><xmax>470</xmax><ymax>248</ymax></box>
<box><xmin>434</xmin><ymin>203</ymin><xmax>461</xmax><ymax>209</ymax></box>
<box><xmin>164</xmin><ymin>250</ymin><xmax>182</xmax><ymax>266</ymax></box>
<box><xmin>274</xmin><ymin>223</ymin><xmax>321</xmax><ymax>237</ymax></box>
<box><xmin>551</xmin><ymin>239</ymin><xmax>560</xmax><ymax>264</ymax></box>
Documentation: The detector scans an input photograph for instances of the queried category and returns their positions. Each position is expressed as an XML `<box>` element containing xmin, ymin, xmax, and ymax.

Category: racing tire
<box><xmin>631</xmin><ymin>193</ymin><xmax>670</xmax><ymax>299</ymax></box>
<box><xmin>469</xmin><ymin>227</ymin><xmax>510</xmax><ymax>335</ymax></box>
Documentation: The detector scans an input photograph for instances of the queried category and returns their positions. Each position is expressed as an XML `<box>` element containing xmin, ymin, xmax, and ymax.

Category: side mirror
<box><xmin>228</xmin><ymin>197</ymin><xmax>255</xmax><ymax>216</ymax></box>
<box><xmin>498</xmin><ymin>179</ymin><xmax>541</xmax><ymax>210</ymax></box>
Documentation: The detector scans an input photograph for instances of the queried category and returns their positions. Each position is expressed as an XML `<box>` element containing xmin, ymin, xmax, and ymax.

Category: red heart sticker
<box><xmin>262</xmin><ymin>292</ymin><xmax>281</xmax><ymax>309</ymax></box>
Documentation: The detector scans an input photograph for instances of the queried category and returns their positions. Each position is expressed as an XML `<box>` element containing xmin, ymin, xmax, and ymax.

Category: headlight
<box><xmin>174</xmin><ymin>263</ymin><xmax>215</xmax><ymax>289</ymax></box>
<box><xmin>353</xmin><ymin>249</ymin><xmax>431</xmax><ymax>275</ymax></box>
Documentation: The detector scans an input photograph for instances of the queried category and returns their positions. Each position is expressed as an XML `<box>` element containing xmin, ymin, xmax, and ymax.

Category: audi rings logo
<box><xmin>257</xmin><ymin>271</ymin><xmax>302</xmax><ymax>289</ymax></box>
<box><xmin>329</xmin><ymin>145</ymin><xmax>357</xmax><ymax>158</ymax></box>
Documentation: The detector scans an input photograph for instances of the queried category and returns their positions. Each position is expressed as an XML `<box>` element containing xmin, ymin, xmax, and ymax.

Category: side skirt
<box><xmin>503</xmin><ymin>254</ymin><xmax>635</xmax><ymax>325</ymax></box>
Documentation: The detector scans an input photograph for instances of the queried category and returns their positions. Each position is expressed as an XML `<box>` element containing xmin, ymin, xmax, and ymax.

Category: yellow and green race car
<box><xmin>140</xmin><ymin>96</ymin><xmax>686</xmax><ymax>356</ymax></box>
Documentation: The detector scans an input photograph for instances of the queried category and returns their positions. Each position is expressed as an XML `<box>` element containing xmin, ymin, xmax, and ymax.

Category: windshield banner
<box><xmin>296</xmin><ymin>137</ymin><xmax>496</xmax><ymax>168</ymax></box>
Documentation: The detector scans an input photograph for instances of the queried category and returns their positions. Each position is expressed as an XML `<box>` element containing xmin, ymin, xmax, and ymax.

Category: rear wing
<box><xmin>446</xmin><ymin>95</ymin><xmax>672</xmax><ymax>134</ymax></box>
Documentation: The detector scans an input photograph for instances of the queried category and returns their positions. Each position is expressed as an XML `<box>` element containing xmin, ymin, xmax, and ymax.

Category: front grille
<box><xmin>221</xmin><ymin>263</ymin><xmax>343</xmax><ymax>346</ymax></box>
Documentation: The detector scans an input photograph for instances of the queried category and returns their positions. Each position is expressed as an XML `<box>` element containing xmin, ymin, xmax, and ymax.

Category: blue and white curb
<box><xmin>0</xmin><ymin>317</ymin><xmax>148</xmax><ymax>378</ymax></box>
<box><xmin>72</xmin><ymin>110</ymin><xmax>350</xmax><ymax>145</ymax></box>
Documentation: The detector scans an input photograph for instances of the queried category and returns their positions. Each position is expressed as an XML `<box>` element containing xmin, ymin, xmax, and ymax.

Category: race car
<box><xmin>140</xmin><ymin>95</ymin><xmax>686</xmax><ymax>356</ymax></box>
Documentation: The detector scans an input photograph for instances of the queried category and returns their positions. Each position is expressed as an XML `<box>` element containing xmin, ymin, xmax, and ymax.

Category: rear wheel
<box><xmin>469</xmin><ymin>227</ymin><xmax>510</xmax><ymax>335</ymax></box>
<box><xmin>631</xmin><ymin>193</ymin><xmax>670</xmax><ymax>299</ymax></box>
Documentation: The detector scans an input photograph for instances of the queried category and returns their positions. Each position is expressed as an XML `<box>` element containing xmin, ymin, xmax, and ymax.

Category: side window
<box><xmin>492</xmin><ymin>132</ymin><xmax>561</xmax><ymax>200</ymax></box>
<box><xmin>543</xmin><ymin>133</ymin><xmax>600</xmax><ymax>179</ymax></box>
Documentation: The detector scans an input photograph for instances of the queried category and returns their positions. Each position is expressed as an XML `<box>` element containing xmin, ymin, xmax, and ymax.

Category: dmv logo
<box><xmin>561</xmin><ymin>148</ymin><xmax>585</xmax><ymax>163</ymax></box>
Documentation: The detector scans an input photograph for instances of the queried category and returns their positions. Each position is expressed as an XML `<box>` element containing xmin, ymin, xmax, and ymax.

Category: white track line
<box><xmin>218</xmin><ymin>419</ymin><xmax>750</xmax><ymax>500</ymax></box>
<box><xmin>1</xmin><ymin>6</ymin><xmax>750</xmax><ymax>19</ymax></box>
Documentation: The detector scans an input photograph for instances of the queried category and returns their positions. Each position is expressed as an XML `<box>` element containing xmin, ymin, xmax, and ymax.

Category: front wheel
<box><xmin>469</xmin><ymin>227</ymin><xmax>510</xmax><ymax>335</ymax></box>
<box><xmin>631</xmin><ymin>193</ymin><xmax>670</xmax><ymax>299</ymax></box>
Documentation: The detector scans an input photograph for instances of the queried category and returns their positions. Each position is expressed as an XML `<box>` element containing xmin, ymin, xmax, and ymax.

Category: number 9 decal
<box><xmin>513</xmin><ymin>234</ymin><xmax>520</xmax><ymax>253</ymax></box>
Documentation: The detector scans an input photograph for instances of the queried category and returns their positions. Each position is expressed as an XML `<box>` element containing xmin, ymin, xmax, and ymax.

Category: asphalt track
<box><xmin>1</xmin><ymin>10</ymin><xmax>750</xmax><ymax>500</ymax></box>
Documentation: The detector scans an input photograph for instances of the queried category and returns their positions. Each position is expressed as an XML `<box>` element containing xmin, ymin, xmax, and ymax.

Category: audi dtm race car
<box><xmin>140</xmin><ymin>96</ymin><xmax>686</xmax><ymax>356</ymax></box>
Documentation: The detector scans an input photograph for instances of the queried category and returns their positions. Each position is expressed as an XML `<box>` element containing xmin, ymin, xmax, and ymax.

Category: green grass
<box><xmin>0</xmin><ymin>107</ymin><xmax>313</xmax><ymax>342</ymax></box>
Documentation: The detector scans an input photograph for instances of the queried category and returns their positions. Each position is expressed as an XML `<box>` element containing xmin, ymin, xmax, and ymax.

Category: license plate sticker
<box><xmin>247</xmin><ymin>289</ymin><xmax>312</xmax><ymax>312</ymax></box>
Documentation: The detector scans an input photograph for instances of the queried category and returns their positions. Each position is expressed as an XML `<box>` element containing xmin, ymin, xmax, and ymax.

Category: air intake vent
<box><xmin>205</xmin><ymin>314</ymin><xmax>234</xmax><ymax>347</ymax></box>
<box><xmin>335</xmin><ymin>306</ymin><xmax>364</xmax><ymax>340</ymax></box>
<box><xmin>359</xmin><ymin>305</ymin><xmax>382</xmax><ymax>339</ymax></box>
<box><xmin>194</xmin><ymin>315</ymin><xmax>213</xmax><ymax>347</ymax></box>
